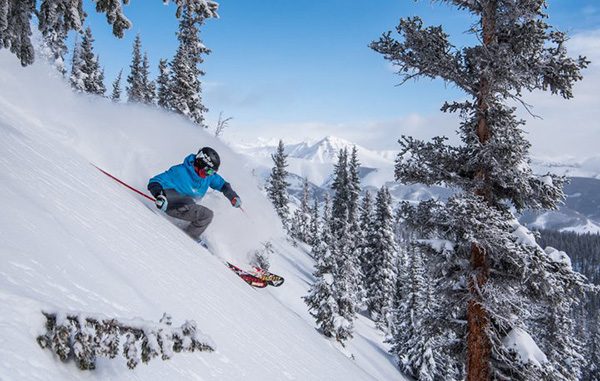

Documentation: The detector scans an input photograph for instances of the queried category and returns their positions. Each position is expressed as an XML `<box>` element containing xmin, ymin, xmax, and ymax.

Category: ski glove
<box><xmin>155</xmin><ymin>194</ymin><xmax>168</xmax><ymax>211</ymax></box>
<box><xmin>231</xmin><ymin>196</ymin><xmax>242</xmax><ymax>208</ymax></box>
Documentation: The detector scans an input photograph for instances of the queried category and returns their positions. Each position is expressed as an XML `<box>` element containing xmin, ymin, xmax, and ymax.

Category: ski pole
<box><xmin>92</xmin><ymin>164</ymin><xmax>156</xmax><ymax>202</ymax></box>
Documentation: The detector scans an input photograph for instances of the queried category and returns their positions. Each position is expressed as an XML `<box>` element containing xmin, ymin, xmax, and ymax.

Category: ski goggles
<box><xmin>205</xmin><ymin>167</ymin><xmax>216</xmax><ymax>175</ymax></box>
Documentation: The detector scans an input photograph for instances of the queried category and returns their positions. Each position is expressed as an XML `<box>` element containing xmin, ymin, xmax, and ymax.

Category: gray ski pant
<box><xmin>164</xmin><ymin>189</ymin><xmax>214</xmax><ymax>239</ymax></box>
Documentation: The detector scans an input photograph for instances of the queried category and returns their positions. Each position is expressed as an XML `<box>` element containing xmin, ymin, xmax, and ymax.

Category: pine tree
<box><xmin>389</xmin><ymin>245</ymin><xmax>443</xmax><ymax>380</ymax></box>
<box><xmin>169</xmin><ymin>7</ymin><xmax>210</xmax><ymax>126</ymax></box>
<box><xmin>304</xmin><ymin>195</ymin><xmax>340</xmax><ymax>339</ymax></box>
<box><xmin>127</xmin><ymin>34</ymin><xmax>144</xmax><ymax>103</ymax></box>
<box><xmin>291</xmin><ymin>178</ymin><xmax>311</xmax><ymax>243</ymax></box>
<box><xmin>366</xmin><ymin>186</ymin><xmax>397</xmax><ymax>329</ymax></box>
<box><xmin>111</xmin><ymin>69</ymin><xmax>123</xmax><ymax>102</ymax></box>
<box><xmin>156</xmin><ymin>58</ymin><xmax>171</xmax><ymax>109</ymax></box>
<box><xmin>330</xmin><ymin>149</ymin><xmax>349</xmax><ymax>234</ymax></box>
<box><xmin>308</xmin><ymin>195</ymin><xmax>320</xmax><ymax>247</ymax></box>
<box><xmin>357</xmin><ymin>190</ymin><xmax>374</xmax><ymax>295</ymax></box>
<box><xmin>266</xmin><ymin>140</ymin><xmax>290</xmax><ymax>227</ymax></box>
<box><xmin>93</xmin><ymin>0</ymin><xmax>132</xmax><ymax>38</ymax></box>
<box><xmin>0</xmin><ymin>0</ymin><xmax>35</xmax><ymax>66</ymax></box>
<box><xmin>347</xmin><ymin>146</ymin><xmax>361</xmax><ymax>227</ymax></box>
<box><xmin>141</xmin><ymin>52</ymin><xmax>156</xmax><ymax>105</ymax></box>
<box><xmin>38</xmin><ymin>0</ymin><xmax>85</xmax><ymax>74</ymax></box>
<box><xmin>69</xmin><ymin>38</ymin><xmax>85</xmax><ymax>92</ymax></box>
<box><xmin>327</xmin><ymin>149</ymin><xmax>361</xmax><ymax>343</ymax></box>
<box><xmin>1</xmin><ymin>0</ymin><xmax>219</xmax><ymax>67</ymax></box>
<box><xmin>330</xmin><ymin>211</ymin><xmax>357</xmax><ymax>344</ymax></box>
<box><xmin>77</xmin><ymin>27</ymin><xmax>105</xmax><ymax>95</ymax></box>
<box><xmin>372</xmin><ymin>2</ymin><xmax>590</xmax><ymax>379</ymax></box>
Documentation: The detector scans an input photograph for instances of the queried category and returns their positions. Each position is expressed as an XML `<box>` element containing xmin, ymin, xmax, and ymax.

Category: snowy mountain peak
<box><xmin>288</xmin><ymin>135</ymin><xmax>357</xmax><ymax>162</ymax></box>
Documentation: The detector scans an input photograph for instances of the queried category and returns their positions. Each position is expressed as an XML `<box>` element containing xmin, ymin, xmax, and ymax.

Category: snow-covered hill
<box><xmin>0</xmin><ymin>52</ymin><xmax>402</xmax><ymax>380</ymax></box>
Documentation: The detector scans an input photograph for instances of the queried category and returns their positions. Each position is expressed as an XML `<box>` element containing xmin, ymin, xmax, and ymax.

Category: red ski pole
<box><xmin>92</xmin><ymin>164</ymin><xmax>156</xmax><ymax>202</ymax></box>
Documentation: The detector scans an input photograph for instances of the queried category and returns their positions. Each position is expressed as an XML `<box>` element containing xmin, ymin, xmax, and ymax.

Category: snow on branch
<box><xmin>37</xmin><ymin>311</ymin><xmax>215</xmax><ymax>370</ymax></box>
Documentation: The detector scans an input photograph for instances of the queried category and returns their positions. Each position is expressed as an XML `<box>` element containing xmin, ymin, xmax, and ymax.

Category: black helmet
<box><xmin>195</xmin><ymin>147</ymin><xmax>220</xmax><ymax>171</ymax></box>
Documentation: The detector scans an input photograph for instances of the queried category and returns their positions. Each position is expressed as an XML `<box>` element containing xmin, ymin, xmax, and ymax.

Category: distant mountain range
<box><xmin>232</xmin><ymin>136</ymin><xmax>600</xmax><ymax>234</ymax></box>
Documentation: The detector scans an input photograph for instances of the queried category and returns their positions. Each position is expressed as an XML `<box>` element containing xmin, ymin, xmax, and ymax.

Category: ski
<box><xmin>226</xmin><ymin>262</ymin><xmax>268</xmax><ymax>288</ymax></box>
<box><xmin>250</xmin><ymin>266</ymin><xmax>285</xmax><ymax>287</ymax></box>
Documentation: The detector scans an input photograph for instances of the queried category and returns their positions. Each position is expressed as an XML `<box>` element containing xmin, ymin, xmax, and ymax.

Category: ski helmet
<box><xmin>195</xmin><ymin>147</ymin><xmax>220</xmax><ymax>171</ymax></box>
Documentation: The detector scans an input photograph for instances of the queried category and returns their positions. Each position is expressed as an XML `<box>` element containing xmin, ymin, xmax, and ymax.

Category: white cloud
<box><xmin>521</xmin><ymin>29</ymin><xmax>600</xmax><ymax>160</ymax></box>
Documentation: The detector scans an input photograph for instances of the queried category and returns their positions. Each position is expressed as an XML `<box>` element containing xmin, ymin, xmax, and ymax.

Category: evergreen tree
<box><xmin>330</xmin><ymin>148</ymin><xmax>349</xmax><ymax>234</ymax></box>
<box><xmin>304</xmin><ymin>195</ymin><xmax>340</xmax><ymax>339</ymax></box>
<box><xmin>77</xmin><ymin>27</ymin><xmax>105</xmax><ymax>95</ymax></box>
<box><xmin>389</xmin><ymin>244</ymin><xmax>443</xmax><ymax>380</ymax></box>
<box><xmin>366</xmin><ymin>186</ymin><xmax>397</xmax><ymax>329</ymax></box>
<box><xmin>0</xmin><ymin>0</ymin><xmax>35</xmax><ymax>66</ymax></box>
<box><xmin>372</xmin><ymin>1</ymin><xmax>590</xmax><ymax>379</ymax></box>
<box><xmin>357</xmin><ymin>190</ymin><xmax>374</xmax><ymax>291</ymax></box>
<box><xmin>111</xmin><ymin>69</ymin><xmax>123</xmax><ymax>102</ymax></box>
<box><xmin>327</xmin><ymin>149</ymin><xmax>361</xmax><ymax>343</ymax></box>
<box><xmin>141</xmin><ymin>52</ymin><xmax>155</xmax><ymax>104</ymax></box>
<box><xmin>266</xmin><ymin>140</ymin><xmax>290</xmax><ymax>227</ymax></box>
<box><xmin>291</xmin><ymin>178</ymin><xmax>311</xmax><ymax>243</ymax></box>
<box><xmin>38</xmin><ymin>0</ymin><xmax>85</xmax><ymax>74</ymax></box>
<box><xmin>1</xmin><ymin>0</ymin><xmax>219</xmax><ymax>67</ymax></box>
<box><xmin>156</xmin><ymin>58</ymin><xmax>171</xmax><ymax>109</ymax></box>
<box><xmin>69</xmin><ymin>38</ymin><xmax>85</xmax><ymax>92</ymax></box>
<box><xmin>330</xmin><ymin>210</ymin><xmax>357</xmax><ymax>344</ymax></box>
<box><xmin>308</xmin><ymin>195</ymin><xmax>320</xmax><ymax>248</ymax></box>
<box><xmin>347</xmin><ymin>146</ymin><xmax>361</xmax><ymax>227</ymax></box>
<box><xmin>169</xmin><ymin>7</ymin><xmax>210</xmax><ymax>126</ymax></box>
<box><xmin>126</xmin><ymin>34</ymin><xmax>144</xmax><ymax>103</ymax></box>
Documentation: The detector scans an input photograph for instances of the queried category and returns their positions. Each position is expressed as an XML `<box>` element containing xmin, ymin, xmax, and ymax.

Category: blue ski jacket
<box><xmin>148</xmin><ymin>154</ymin><xmax>228</xmax><ymax>199</ymax></box>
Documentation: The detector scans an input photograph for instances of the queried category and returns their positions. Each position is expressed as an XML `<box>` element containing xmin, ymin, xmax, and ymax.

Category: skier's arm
<box><xmin>210</xmin><ymin>174</ymin><xmax>241</xmax><ymax>207</ymax></box>
<box><xmin>220</xmin><ymin>182</ymin><xmax>239</xmax><ymax>203</ymax></box>
<box><xmin>148</xmin><ymin>182</ymin><xmax>164</xmax><ymax>198</ymax></box>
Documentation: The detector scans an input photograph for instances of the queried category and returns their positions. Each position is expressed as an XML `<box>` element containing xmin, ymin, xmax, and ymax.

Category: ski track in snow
<box><xmin>0</xmin><ymin>52</ymin><xmax>405</xmax><ymax>380</ymax></box>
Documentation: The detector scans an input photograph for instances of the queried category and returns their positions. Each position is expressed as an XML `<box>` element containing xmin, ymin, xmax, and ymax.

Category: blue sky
<box><xmin>84</xmin><ymin>0</ymin><xmax>600</xmax><ymax>156</ymax></box>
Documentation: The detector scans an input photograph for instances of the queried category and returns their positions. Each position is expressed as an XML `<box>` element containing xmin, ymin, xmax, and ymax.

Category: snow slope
<box><xmin>0</xmin><ymin>52</ymin><xmax>402</xmax><ymax>380</ymax></box>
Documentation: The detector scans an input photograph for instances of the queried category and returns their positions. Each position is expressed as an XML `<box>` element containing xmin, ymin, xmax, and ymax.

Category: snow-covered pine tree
<box><xmin>585</xmin><ymin>312</ymin><xmax>600</xmax><ymax>381</ymax></box>
<box><xmin>126</xmin><ymin>34</ymin><xmax>144</xmax><ymax>103</ymax></box>
<box><xmin>347</xmin><ymin>146</ymin><xmax>361</xmax><ymax>227</ymax></box>
<box><xmin>38</xmin><ymin>0</ymin><xmax>85</xmax><ymax>74</ymax></box>
<box><xmin>93</xmin><ymin>0</ymin><xmax>132</xmax><ymax>38</ymax></box>
<box><xmin>346</xmin><ymin>145</ymin><xmax>367</xmax><ymax>307</ymax></box>
<box><xmin>330</xmin><ymin>148</ymin><xmax>349</xmax><ymax>234</ymax></box>
<box><xmin>156</xmin><ymin>58</ymin><xmax>171</xmax><ymax>109</ymax></box>
<box><xmin>141</xmin><ymin>52</ymin><xmax>156</xmax><ymax>105</ymax></box>
<box><xmin>308</xmin><ymin>195</ymin><xmax>320</xmax><ymax>248</ymax></box>
<box><xmin>111</xmin><ymin>69</ymin><xmax>123</xmax><ymax>102</ymax></box>
<box><xmin>357</xmin><ymin>190</ymin><xmax>373</xmax><ymax>295</ymax></box>
<box><xmin>1</xmin><ymin>0</ymin><xmax>219</xmax><ymax>67</ymax></box>
<box><xmin>327</xmin><ymin>149</ymin><xmax>361</xmax><ymax>343</ymax></box>
<box><xmin>304</xmin><ymin>194</ymin><xmax>340</xmax><ymax>339</ymax></box>
<box><xmin>169</xmin><ymin>7</ymin><xmax>210</xmax><ymax>126</ymax></box>
<box><xmin>0</xmin><ymin>0</ymin><xmax>35</xmax><ymax>66</ymax></box>
<box><xmin>266</xmin><ymin>140</ymin><xmax>290</xmax><ymax>227</ymax></box>
<box><xmin>78</xmin><ymin>27</ymin><xmax>105</xmax><ymax>95</ymax></box>
<box><xmin>366</xmin><ymin>186</ymin><xmax>397</xmax><ymax>330</ymax></box>
<box><xmin>388</xmin><ymin>244</ymin><xmax>443</xmax><ymax>381</ymax></box>
<box><xmin>69</xmin><ymin>37</ymin><xmax>85</xmax><ymax>92</ymax></box>
<box><xmin>371</xmin><ymin>1</ymin><xmax>590</xmax><ymax>379</ymax></box>
<box><xmin>291</xmin><ymin>178</ymin><xmax>311</xmax><ymax>243</ymax></box>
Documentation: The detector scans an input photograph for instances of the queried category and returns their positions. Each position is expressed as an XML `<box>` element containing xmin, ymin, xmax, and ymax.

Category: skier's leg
<box><xmin>167</xmin><ymin>203</ymin><xmax>214</xmax><ymax>240</ymax></box>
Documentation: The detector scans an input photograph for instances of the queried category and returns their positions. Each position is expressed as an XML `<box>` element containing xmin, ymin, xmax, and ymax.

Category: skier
<box><xmin>147</xmin><ymin>147</ymin><xmax>241</xmax><ymax>242</ymax></box>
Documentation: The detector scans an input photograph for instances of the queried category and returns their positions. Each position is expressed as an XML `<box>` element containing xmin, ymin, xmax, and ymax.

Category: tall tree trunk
<box><xmin>467</xmin><ymin>2</ymin><xmax>495</xmax><ymax>380</ymax></box>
